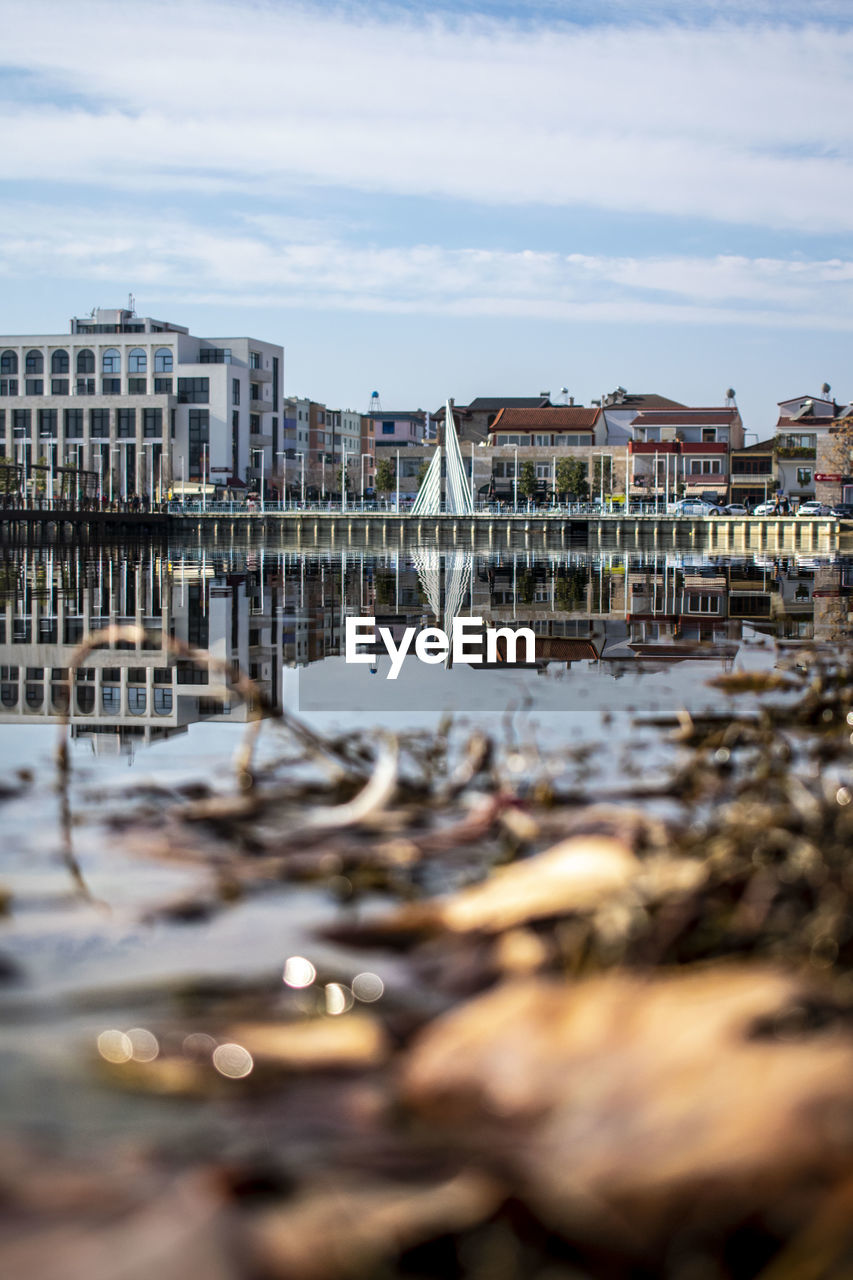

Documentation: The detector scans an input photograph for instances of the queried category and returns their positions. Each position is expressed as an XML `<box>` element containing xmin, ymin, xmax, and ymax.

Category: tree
<box><xmin>416</xmin><ymin>460</ymin><xmax>430</xmax><ymax>488</ymax></box>
<box><xmin>518</xmin><ymin>461</ymin><xmax>537</xmax><ymax>502</ymax></box>
<box><xmin>555</xmin><ymin>457</ymin><xmax>588</xmax><ymax>501</ymax></box>
<box><xmin>375</xmin><ymin>457</ymin><xmax>396</xmax><ymax>493</ymax></box>
<box><xmin>592</xmin><ymin>455</ymin><xmax>613</xmax><ymax>497</ymax></box>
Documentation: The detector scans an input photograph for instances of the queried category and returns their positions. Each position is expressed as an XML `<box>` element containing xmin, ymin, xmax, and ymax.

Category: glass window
<box><xmin>250</xmin><ymin>351</ymin><xmax>261</xmax><ymax>369</ymax></box>
<box><xmin>128</xmin><ymin>377</ymin><xmax>146</xmax><ymax>394</ymax></box>
<box><xmin>25</xmin><ymin>380</ymin><xmax>43</xmax><ymax>396</ymax></box>
<box><xmin>143</xmin><ymin>408</ymin><xmax>162</xmax><ymax>438</ymax></box>
<box><xmin>127</xmin><ymin>687</ymin><xmax>147</xmax><ymax>715</ymax></box>
<box><xmin>25</xmin><ymin>350</ymin><xmax>43</xmax><ymax>374</ymax></box>
<box><xmin>102</xmin><ymin>348</ymin><xmax>121</xmax><ymax>373</ymax></box>
<box><xmin>102</xmin><ymin>378</ymin><xmax>121</xmax><ymax>395</ymax></box>
<box><xmin>153</xmin><ymin>688</ymin><xmax>173</xmax><ymax>715</ymax></box>
<box><xmin>0</xmin><ymin>351</ymin><xmax>18</xmax><ymax>376</ymax></box>
<box><xmin>76</xmin><ymin>349</ymin><xmax>95</xmax><ymax>374</ymax></box>
<box><xmin>232</xmin><ymin>378</ymin><xmax>240</xmax><ymax>406</ymax></box>
<box><xmin>90</xmin><ymin>409</ymin><xmax>110</xmax><ymax>438</ymax></box>
<box><xmin>101</xmin><ymin>685</ymin><xmax>121</xmax><ymax>713</ymax></box>
<box><xmin>0</xmin><ymin>380</ymin><xmax>18</xmax><ymax>396</ymax></box>
<box><xmin>177</xmin><ymin>377</ymin><xmax>209</xmax><ymax>404</ymax></box>
<box><xmin>76</xmin><ymin>378</ymin><xmax>95</xmax><ymax>396</ymax></box>
<box><xmin>51</xmin><ymin>350</ymin><xmax>69</xmax><ymax>374</ymax></box>
<box><xmin>118</xmin><ymin>408</ymin><xmax>135</xmax><ymax>438</ymax></box>
<box><xmin>38</xmin><ymin>409</ymin><xmax>57</xmax><ymax>437</ymax></box>
<box><xmin>128</xmin><ymin>348</ymin><xmax>147</xmax><ymax>373</ymax></box>
<box><xmin>153</xmin><ymin>347</ymin><xmax>173</xmax><ymax>373</ymax></box>
<box><xmin>51</xmin><ymin>379</ymin><xmax>69</xmax><ymax>396</ymax></box>
<box><xmin>153</xmin><ymin>377</ymin><xmax>172</xmax><ymax>394</ymax></box>
<box><xmin>64</xmin><ymin>409</ymin><xmax>83</xmax><ymax>437</ymax></box>
<box><xmin>76</xmin><ymin>686</ymin><xmax>95</xmax><ymax>714</ymax></box>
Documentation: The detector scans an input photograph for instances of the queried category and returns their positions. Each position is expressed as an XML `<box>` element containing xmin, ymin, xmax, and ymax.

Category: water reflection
<box><xmin>0</xmin><ymin>540</ymin><xmax>850</xmax><ymax>750</ymax></box>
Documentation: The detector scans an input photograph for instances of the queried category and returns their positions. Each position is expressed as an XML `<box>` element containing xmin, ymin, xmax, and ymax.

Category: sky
<box><xmin>1</xmin><ymin>0</ymin><xmax>853</xmax><ymax>433</ymax></box>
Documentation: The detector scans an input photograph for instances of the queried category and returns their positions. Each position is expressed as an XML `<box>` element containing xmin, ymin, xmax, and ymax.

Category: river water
<box><xmin>0</xmin><ymin>533</ymin><xmax>851</xmax><ymax>1166</ymax></box>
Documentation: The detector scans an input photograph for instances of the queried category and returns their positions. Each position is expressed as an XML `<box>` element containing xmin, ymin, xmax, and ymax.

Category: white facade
<box><xmin>0</xmin><ymin>307</ymin><xmax>283</xmax><ymax>498</ymax></box>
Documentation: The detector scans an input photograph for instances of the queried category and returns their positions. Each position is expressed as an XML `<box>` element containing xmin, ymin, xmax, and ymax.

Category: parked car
<box><xmin>751</xmin><ymin>501</ymin><xmax>778</xmax><ymax>516</ymax></box>
<box><xmin>830</xmin><ymin>503</ymin><xmax>853</xmax><ymax>518</ymax></box>
<box><xmin>721</xmin><ymin>503</ymin><xmax>748</xmax><ymax>515</ymax></box>
<box><xmin>796</xmin><ymin>501</ymin><xmax>834</xmax><ymax>517</ymax></box>
<box><xmin>670</xmin><ymin>499</ymin><xmax>723</xmax><ymax>516</ymax></box>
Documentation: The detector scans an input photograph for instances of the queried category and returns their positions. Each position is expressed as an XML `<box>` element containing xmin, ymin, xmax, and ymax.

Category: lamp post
<box><xmin>513</xmin><ymin>446</ymin><xmax>518</xmax><ymax>514</ymax></box>
<box><xmin>142</xmin><ymin>441</ymin><xmax>157</xmax><ymax>508</ymax></box>
<box><xmin>276</xmin><ymin>451</ymin><xmax>286</xmax><ymax>511</ymax></box>
<box><xmin>40</xmin><ymin>435</ymin><xmax>55</xmax><ymax>507</ymax></box>
<box><xmin>341</xmin><ymin>441</ymin><xmax>347</xmax><ymax>513</ymax></box>
<box><xmin>110</xmin><ymin>445</ymin><xmax>120</xmax><ymax>506</ymax></box>
<box><xmin>361</xmin><ymin>452</ymin><xmax>372</xmax><ymax>507</ymax></box>
<box><xmin>395</xmin><ymin>449</ymin><xmax>400</xmax><ymax>513</ymax></box>
<box><xmin>298</xmin><ymin>452</ymin><xmax>305</xmax><ymax>505</ymax></box>
<box><xmin>201</xmin><ymin>441</ymin><xmax>208</xmax><ymax>513</ymax></box>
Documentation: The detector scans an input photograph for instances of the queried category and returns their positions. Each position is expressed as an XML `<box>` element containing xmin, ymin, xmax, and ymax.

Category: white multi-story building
<box><xmin>0</xmin><ymin>306</ymin><xmax>283</xmax><ymax>499</ymax></box>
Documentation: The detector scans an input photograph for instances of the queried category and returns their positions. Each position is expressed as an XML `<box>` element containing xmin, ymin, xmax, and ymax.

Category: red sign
<box><xmin>815</xmin><ymin>473</ymin><xmax>842</xmax><ymax>482</ymax></box>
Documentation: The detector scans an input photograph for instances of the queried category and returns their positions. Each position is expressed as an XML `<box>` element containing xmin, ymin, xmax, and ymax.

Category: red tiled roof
<box><xmin>630</xmin><ymin>409</ymin><xmax>738</xmax><ymax>426</ymax></box>
<box><xmin>489</xmin><ymin>406</ymin><xmax>599</xmax><ymax>432</ymax></box>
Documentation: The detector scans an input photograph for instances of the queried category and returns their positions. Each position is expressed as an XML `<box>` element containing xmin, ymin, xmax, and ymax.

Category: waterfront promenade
<box><xmin>0</xmin><ymin>501</ymin><xmax>843</xmax><ymax>552</ymax></box>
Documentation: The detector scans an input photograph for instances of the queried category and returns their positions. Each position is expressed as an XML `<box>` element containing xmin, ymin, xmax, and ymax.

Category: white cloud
<box><xmin>1</xmin><ymin>1</ymin><xmax>853</xmax><ymax>230</ymax></box>
<box><xmin>1</xmin><ymin>203</ymin><xmax>852</xmax><ymax>328</ymax></box>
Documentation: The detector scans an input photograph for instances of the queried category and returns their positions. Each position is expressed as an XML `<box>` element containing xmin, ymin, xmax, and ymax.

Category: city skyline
<box><xmin>1</xmin><ymin>0</ymin><xmax>852</xmax><ymax>429</ymax></box>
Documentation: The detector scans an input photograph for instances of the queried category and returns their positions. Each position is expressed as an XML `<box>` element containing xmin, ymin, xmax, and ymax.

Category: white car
<box><xmin>670</xmin><ymin>499</ymin><xmax>723</xmax><ymax>516</ymax></box>
<box><xmin>751</xmin><ymin>501</ymin><xmax>778</xmax><ymax>516</ymax></box>
<box><xmin>796</xmin><ymin>501</ymin><xmax>833</xmax><ymax>517</ymax></box>
<box><xmin>722</xmin><ymin>503</ymin><xmax>748</xmax><ymax>515</ymax></box>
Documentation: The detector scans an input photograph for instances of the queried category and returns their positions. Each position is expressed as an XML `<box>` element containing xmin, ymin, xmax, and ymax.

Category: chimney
<box><xmin>569</xmin><ymin>396</ymin><xmax>574</xmax><ymax>406</ymax></box>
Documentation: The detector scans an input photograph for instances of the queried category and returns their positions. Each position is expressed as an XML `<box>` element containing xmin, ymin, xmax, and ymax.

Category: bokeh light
<box><xmin>97</xmin><ymin>1029</ymin><xmax>133</xmax><ymax>1064</ymax></box>
<box><xmin>352</xmin><ymin>972</ymin><xmax>384</xmax><ymax>1003</ymax></box>
<box><xmin>283</xmin><ymin>955</ymin><xmax>317</xmax><ymax>988</ymax></box>
<box><xmin>212</xmin><ymin>1042</ymin><xmax>254</xmax><ymax>1078</ymax></box>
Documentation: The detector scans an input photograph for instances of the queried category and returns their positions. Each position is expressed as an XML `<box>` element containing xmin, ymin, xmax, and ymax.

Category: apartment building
<box><xmin>774</xmin><ymin>393</ymin><xmax>845</xmax><ymax>505</ymax></box>
<box><xmin>0</xmin><ymin>306</ymin><xmax>283</xmax><ymax>500</ymax></box>
<box><xmin>628</xmin><ymin>407</ymin><xmax>743</xmax><ymax>504</ymax></box>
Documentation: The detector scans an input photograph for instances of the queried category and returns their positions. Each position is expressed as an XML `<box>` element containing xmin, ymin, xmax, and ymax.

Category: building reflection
<box><xmin>0</xmin><ymin>543</ymin><xmax>849</xmax><ymax>752</ymax></box>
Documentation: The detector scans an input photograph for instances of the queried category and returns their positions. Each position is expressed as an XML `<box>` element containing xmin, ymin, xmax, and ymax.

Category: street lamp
<box><xmin>297</xmin><ymin>451</ymin><xmax>306</xmax><ymax>505</ymax></box>
<box><xmin>513</xmin><ymin>446</ymin><xmax>518</xmax><ymax>514</ymax></box>
<box><xmin>201</xmin><ymin>441</ymin><xmax>208</xmax><ymax>513</ymax></box>
<box><xmin>109</xmin><ymin>444</ymin><xmax>121</xmax><ymax>506</ymax></box>
<box><xmin>40</xmin><ymin>434</ymin><xmax>55</xmax><ymax>507</ymax></box>
<box><xmin>142</xmin><ymin>441</ymin><xmax>158</xmax><ymax>507</ymax></box>
<box><xmin>276</xmin><ymin>450</ymin><xmax>286</xmax><ymax>511</ymax></box>
<box><xmin>360</xmin><ymin>452</ymin><xmax>372</xmax><ymax>507</ymax></box>
<box><xmin>341</xmin><ymin>442</ymin><xmax>347</xmax><ymax>513</ymax></box>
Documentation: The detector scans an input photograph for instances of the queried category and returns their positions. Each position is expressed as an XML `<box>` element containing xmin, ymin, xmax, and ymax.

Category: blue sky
<box><xmin>1</xmin><ymin>0</ymin><xmax>853</xmax><ymax>431</ymax></box>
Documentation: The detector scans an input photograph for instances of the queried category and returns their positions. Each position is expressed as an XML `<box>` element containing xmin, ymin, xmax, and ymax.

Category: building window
<box><xmin>382</xmin><ymin>422</ymin><xmax>394</xmax><ymax>434</ymax></box>
<box><xmin>143</xmin><ymin>408</ymin><xmax>162</xmax><ymax>438</ymax></box>
<box><xmin>102</xmin><ymin>378</ymin><xmax>121</xmax><ymax>395</ymax></box>
<box><xmin>102</xmin><ymin>348</ymin><xmax>120</xmax><ymax>373</ymax></box>
<box><xmin>153</xmin><ymin>347</ymin><xmax>173</xmax><ymax>373</ymax></box>
<box><xmin>12</xmin><ymin>409</ymin><xmax>30</xmax><ymax>437</ymax></box>
<box><xmin>702</xmin><ymin>428</ymin><xmax>717</xmax><ymax>442</ymax></box>
<box><xmin>38</xmin><ymin>409</ymin><xmax>57</xmax><ymax>437</ymax></box>
<box><xmin>177</xmin><ymin>377</ymin><xmax>209</xmax><ymax>404</ymax></box>
<box><xmin>153</xmin><ymin>377</ymin><xmax>172</xmax><ymax>394</ymax></box>
<box><xmin>249</xmin><ymin>351</ymin><xmax>261</xmax><ymax>369</ymax></box>
<box><xmin>128</xmin><ymin>377</ymin><xmax>146</xmax><ymax>393</ymax></box>
<box><xmin>127</xmin><ymin>687</ymin><xmax>147</xmax><ymax>715</ymax></box>
<box><xmin>90</xmin><ymin>409</ymin><xmax>110</xmax><ymax>438</ymax></box>
<box><xmin>153</xmin><ymin>688</ymin><xmax>173</xmax><ymax>714</ymax></box>
<box><xmin>25</xmin><ymin>350</ymin><xmax>43</xmax><ymax>375</ymax></box>
<box><xmin>101</xmin><ymin>685</ymin><xmax>121</xmax><ymax>713</ymax></box>
<box><xmin>25</xmin><ymin>380</ymin><xmax>43</xmax><ymax>396</ymax></box>
<box><xmin>76</xmin><ymin>377</ymin><xmax>95</xmax><ymax>395</ymax></box>
<box><xmin>690</xmin><ymin>459</ymin><xmax>722</xmax><ymax>475</ymax></box>
<box><xmin>51</xmin><ymin>350</ymin><xmax>69</xmax><ymax>374</ymax></box>
<box><xmin>118</xmin><ymin>408</ymin><xmax>136</xmax><ymax>438</ymax></box>
<box><xmin>0</xmin><ymin>380</ymin><xmax>17</xmax><ymax>396</ymax></box>
<box><xmin>51</xmin><ymin>379</ymin><xmax>69</xmax><ymax>396</ymax></box>
<box><xmin>797</xmin><ymin>468</ymin><xmax>813</xmax><ymax>487</ymax></box>
<box><xmin>76</xmin><ymin>349</ymin><xmax>95</xmax><ymax>374</ymax></box>
<box><xmin>0</xmin><ymin>351</ymin><xmax>18</xmax><ymax>376</ymax></box>
<box><xmin>128</xmin><ymin>348</ymin><xmax>147</xmax><ymax>373</ymax></box>
<box><xmin>232</xmin><ymin>379</ymin><xmax>240</xmax><ymax>405</ymax></box>
<box><xmin>199</xmin><ymin>347</ymin><xmax>230</xmax><ymax>364</ymax></box>
<box><xmin>232</xmin><ymin>410</ymin><xmax>239</xmax><ymax>477</ymax></box>
<box><xmin>188</xmin><ymin>409</ymin><xmax>209</xmax><ymax>476</ymax></box>
<box><xmin>64</xmin><ymin>409</ymin><xmax>83</xmax><ymax>437</ymax></box>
